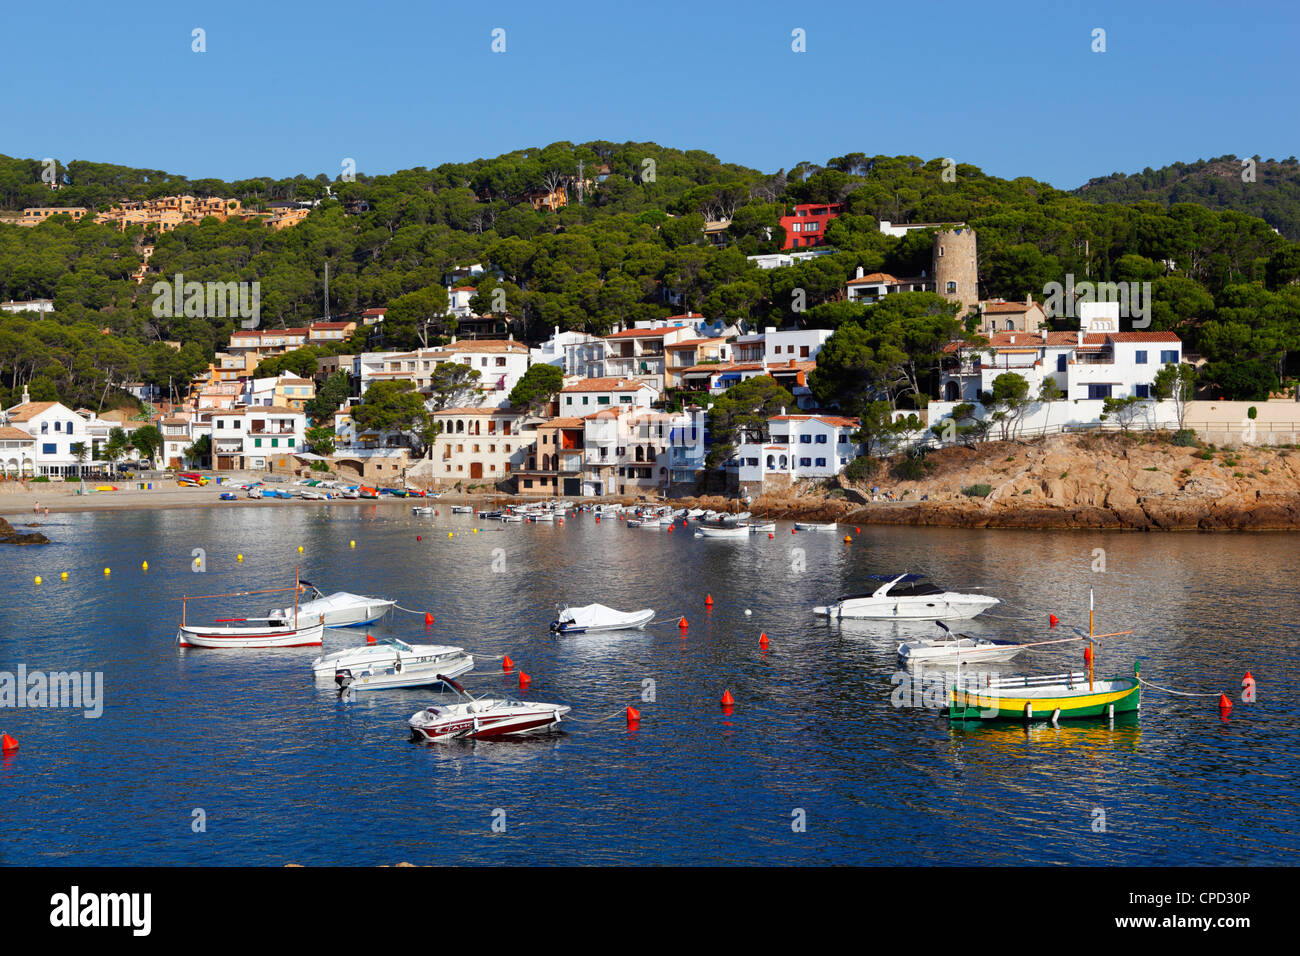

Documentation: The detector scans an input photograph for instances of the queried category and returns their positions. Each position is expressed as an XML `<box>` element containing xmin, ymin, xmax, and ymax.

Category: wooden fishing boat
<box><xmin>176</xmin><ymin>568</ymin><xmax>324</xmax><ymax>648</ymax></box>
<box><xmin>948</xmin><ymin>589</ymin><xmax>1138</xmax><ymax>722</ymax></box>
<box><xmin>949</xmin><ymin>666</ymin><xmax>1140</xmax><ymax>722</ymax></box>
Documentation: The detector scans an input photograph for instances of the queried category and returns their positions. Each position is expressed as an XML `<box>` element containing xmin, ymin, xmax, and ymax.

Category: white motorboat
<box><xmin>813</xmin><ymin>573</ymin><xmax>1000</xmax><ymax>621</ymax></box>
<box><xmin>694</xmin><ymin>524</ymin><xmax>750</xmax><ymax>538</ymax></box>
<box><xmin>794</xmin><ymin>520</ymin><xmax>838</xmax><ymax>532</ymax></box>
<box><xmin>177</xmin><ymin>573</ymin><xmax>325</xmax><ymax>648</ymax></box>
<box><xmin>450</xmin><ymin>505</ymin><xmax>473</xmax><ymax>514</ymax></box>
<box><xmin>314</xmin><ymin>638</ymin><xmax>474</xmax><ymax>691</ymax></box>
<box><xmin>686</xmin><ymin>508</ymin><xmax>705</xmax><ymax>519</ymax></box>
<box><xmin>899</xmin><ymin>622</ymin><xmax>1024</xmax><ymax>665</ymax></box>
<box><xmin>412</xmin><ymin>505</ymin><xmax>435</xmax><ymax>515</ymax></box>
<box><xmin>550</xmin><ymin>603</ymin><xmax>655</xmax><ymax>634</ymax></box>
<box><xmin>272</xmin><ymin>581</ymin><xmax>396</xmax><ymax>627</ymax></box>
<box><xmin>749</xmin><ymin>522</ymin><xmax>775</xmax><ymax>533</ymax></box>
<box><xmin>409</xmin><ymin>677</ymin><xmax>570</xmax><ymax>741</ymax></box>
<box><xmin>246</xmin><ymin>486</ymin><xmax>263</xmax><ymax>499</ymax></box>
<box><xmin>299</xmin><ymin>489</ymin><xmax>330</xmax><ymax>500</ymax></box>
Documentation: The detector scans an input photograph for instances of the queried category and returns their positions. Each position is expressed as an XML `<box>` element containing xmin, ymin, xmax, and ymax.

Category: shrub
<box><xmin>1143</xmin><ymin>466</ymin><xmax>1159</xmax><ymax>471</ymax></box>
<box><xmin>962</xmin><ymin>483</ymin><xmax>992</xmax><ymax>498</ymax></box>
<box><xmin>1171</xmin><ymin>429</ymin><xmax>1198</xmax><ymax>447</ymax></box>
<box><xmin>891</xmin><ymin>455</ymin><xmax>926</xmax><ymax>481</ymax></box>
<box><xmin>843</xmin><ymin>456</ymin><xmax>879</xmax><ymax>482</ymax></box>
<box><xmin>1196</xmin><ymin>449</ymin><xmax>1214</xmax><ymax>460</ymax></box>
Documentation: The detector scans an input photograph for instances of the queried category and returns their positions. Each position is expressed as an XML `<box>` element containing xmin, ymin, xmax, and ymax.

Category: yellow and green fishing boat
<box><xmin>948</xmin><ymin>589</ymin><xmax>1140</xmax><ymax>722</ymax></box>
<box><xmin>949</xmin><ymin>663</ymin><xmax>1141</xmax><ymax>722</ymax></box>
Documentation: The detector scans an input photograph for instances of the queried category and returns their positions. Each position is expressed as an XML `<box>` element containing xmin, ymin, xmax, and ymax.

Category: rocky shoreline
<box><xmin>678</xmin><ymin>432</ymin><xmax>1300</xmax><ymax>532</ymax></box>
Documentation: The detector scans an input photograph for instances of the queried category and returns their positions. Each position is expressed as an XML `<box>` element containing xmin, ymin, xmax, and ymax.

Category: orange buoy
<box><xmin>705</xmin><ymin>594</ymin><xmax>713</xmax><ymax>607</ymax></box>
<box><xmin>424</xmin><ymin>612</ymin><xmax>434</xmax><ymax>626</ymax></box>
<box><xmin>678</xmin><ymin>616</ymin><xmax>688</xmax><ymax>630</ymax></box>
<box><xmin>843</xmin><ymin>535</ymin><xmax>851</xmax><ymax>543</ymax></box>
<box><xmin>626</xmin><ymin>706</ymin><xmax>641</xmax><ymax>727</ymax></box>
<box><xmin>791</xmin><ymin>528</ymin><xmax>797</xmax><ymax>534</ymax></box>
<box><xmin>768</xmin><ymin>532</ymin><xmax>774</xmax><ymax>539</ymax></box>
<box><xmin>1242</xmin><ymin>671</ymin><xmax>1256</xmax><ymax>703</ymax></box>
<box><xmin>1219</xmin><ymin>693</ymin><xmax>1233</xmax><ymax>719</ymax></box>
<box><xmin>720</xmin><ymin>689</ymin><xmax>735</xmax><ymax>708</ymax></box>
<box><xmin>502</xmin><ymin>655</ymin><xmax>514</xmax><ymax>672</ymax></box>
<box><xmin>434</xmin><ymin>510</ymin><xmax>438</xmax><ymax>516</ymax></box>
<box><xmin>1084</xmin><ymin>645</ymin><xmax>1094</xmax><ymax>666</ymax></box>
<box><xmin>366</xmin><ymin>633</ymin><xmax>376</xmax><ymax>644</ymax></box>
<box><xmin>1</xmin><ymin>733</ymin><xmax>17</xmax><ymax>753</ymax></box>
<box><xmin>518</xmin><ymin>671</ymin><xmax>531</xmax><ymax>689</ymax></box>
<box><xmin>855</xmin><ymin>527</ymin><xmax>861</xmax><ymax>534</ymax></box>
<box><xmin>1049</xmin><ymin>614</ymin><xmax>1059</xmax><ymax>628</ymax></box>
<box><xmin>595</xmin><ymin>516</ymin><xmax>600</xmax><ymax>523</ymax></box>
<box><xmin>759</xmin><ymin>632</ymin><xmax>769</xmax><ymax>649</ymax></box>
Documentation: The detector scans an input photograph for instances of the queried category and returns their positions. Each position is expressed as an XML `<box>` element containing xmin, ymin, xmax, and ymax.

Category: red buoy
<box><xmin>678</xmin><ymin>616</ymin><xmax>689</xmax><ymax>630</ymax></box>
<box><xmin>1242</xmin><ymin>671</ymin><xmax>1256</xmax><ymax>703</ymax></box>
<box><xmin>626</xmin><ymin>706</ymin><xmax>641</xmax><ymax>727</ymax></box>
<box><xmin>1219</xmin><ymin>693</ymin><xmax>1233</xmax><ymax>719</ymax></box>
<box><xmin>1084</xmin><ymin>645</ymin><xmax>1094</xmax><ymax>666</ymax></box>
<box><xmin>416</xmin><ymin>535</ymin><xmax>422</xmax><ymax>541</ymax></box>
<box><xmin>759</xmin><ymin>632</ymin><xmax>769</xmax><ymax>649</ymax></box>
<box><xmin>705</xmin><ymin>594</ymin><xmax>713</xmax><ymax>607</ymax></box>
<box><xmin>768</xmin><ymin>532</ymin><xmax>774</xmax><ymax>539</ymax></box>
<box><xmin>1049</xmin><ymin>614</ymin><xmax>1059</xmax><ymax>628</ymax></box>
<box><xmin>791</xmin><ymin>528</ymin><xmax>797</xmax><ymax>534</ymax></box>
<box><xmin>424</xmin><ymin>612</ymin><xmax>434</xmax><ymax>627</ymax></box>
<box><xmin>518</xmin><ymin>671</ymin><xmax>531</xmax><ymax>690</ymax></box>
<box><xmin>855</xmin><ymin>527</ymin><xmax>861</xmax><ymax>534</ymax></box>
<box><xmin>365</xmin><ymin>633</ymin><xmax>376</xmax><ymax>644</ymax></box>
<box><xmin>1</xmin><ymin>733</ymin><xmax>17</xmax><ymax>753</ymax></box>
<box><xmin>720</xmin><ymin>689</ymin><xmax>735</xmax><ymax>709</ymax></box>
<box><xmin>502</xmin><ymin>655</ymin><xmax>514</xmax><ymax>672</ymax></box>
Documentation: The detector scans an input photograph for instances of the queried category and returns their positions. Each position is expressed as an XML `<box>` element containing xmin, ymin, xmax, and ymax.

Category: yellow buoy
<box><xmin>349</xmin><ymin>540</ymin><xmax>355</xmax><ymax>548</ymax></box>
<box><xmin>103</xmin><ymin>567</ymin><xmax>111</xmax><ymax>576</ymax></box>
<box><xmin>142</xmin><ymin>561</ymin><xmax>149</xmax><ymax>571</ymax></box>
<box><xmin>472</xmin><ymin>528</ymin><xmax>478</xmax><ymax>534</ymax></box>
<box><xmin>448</xmin><ymin>532</ymin><xmax>453</xmax><ymax>539</ymax></box>
<box><xmin>60</xmin><ymin>571</ymin><xmax>68</xmax><ymax>580</ymax></box>
<box><xmin>237</xmin><ymin>553</ymin><xmax>244</xmax><ymax>562</ymax></box>
<box><xmin>34</xmin><ymin>575</ymin><xmax>42</xmax><ymax>585</ymax></box>
<box><xmin>297</xmin><ymin>545</ymin><xmax>304</xmax><ymax>554</ymax></box>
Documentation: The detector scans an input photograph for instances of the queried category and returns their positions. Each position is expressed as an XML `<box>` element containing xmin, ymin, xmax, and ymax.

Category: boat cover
<box><xmin>559</xmin><ymin>604</ymin><xmax>653</xmax><ymax>629</ymax></box>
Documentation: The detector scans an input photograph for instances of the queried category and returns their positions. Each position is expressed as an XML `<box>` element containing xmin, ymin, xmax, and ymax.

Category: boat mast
<box><xmin>1088</xmin><ymin>589</ymin><xmax>1095</xmax><ymax>690</ymax></box>
<box><xmin>294</xmin><ymin>565</ymin><xmax>300</xmax><ymax>627</ymax></box>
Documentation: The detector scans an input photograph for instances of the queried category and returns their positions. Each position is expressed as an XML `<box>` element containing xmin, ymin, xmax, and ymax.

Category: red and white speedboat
<box><xmin>177</xmin><ymin>571</ymin><xmax>325</xmax><ymax>648</ymax></box>
<box><xmin>408</xmin><ymin>677</ymin><xmax>570</xmax><ymax>741</ymax></box>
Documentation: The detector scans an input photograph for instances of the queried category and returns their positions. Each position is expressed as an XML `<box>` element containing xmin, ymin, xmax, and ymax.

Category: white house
<box><xmin>210</xmin><ymin>406</ymin><xmax>305</xmax><ymax>471</ymax></box>
<box><xmin>600</xmin><ymin>325</ymin><xmax>702</xmax><ymax>391</ymax></box>
<box><xmin>844</xmin><ymin>269</ymin><xmax>934</xmax><ymax>305</ymax></box>
<box><xmin>734</xmin><ymin>414</ymin><xmax>862</xmax><ymax>494</ymax></box>
<box><xmin>0</xmin><ymin>398</ymin><xmax>98</xmax><ymax>476</ymax></box>
<box><xmin>941</xmin><ymin>303</ymin><xmax>1182</xmax><ymax>403</ymax></box>
<box><xmin>580</xmin><ymin>406</ymin><xmax>705</xmax><ymax>497</ymax></box>
<box><xmin>426</xmin><ymin>407</ymin><xmax>534</xmax><ymax>486</ymax></box>
<box><xmin>356</xmin><ymin>340</ymin><xmax>531</xmax><ymax>409</ymax></box>
<box><xmin>746</xmin><ymin>249</ymin><xmax>836</xmax><ymax>269</ymax></box>
<box><xmin>0</xmin><ymin>425</ymin><xmax>36</xmax><ymax>477</ymax></box>
<box><xmin>531</xmin><ymin>327</ymin><xmax>605</xmax><ymax>374</ymax></box>
<box><xmin>558</xmin><ymin>377</ymin><xmax>658</xmax><ymax>415</ymax></box>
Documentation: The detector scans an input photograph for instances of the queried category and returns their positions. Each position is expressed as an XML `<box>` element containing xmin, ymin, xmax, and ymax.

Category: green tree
<box><xmin>1100</xmin><ymin>394</ymin><xmax>1148</xmax><ymax>433</ymax></box>
<box><xmin>131</xmin><ymin>424</ymin><xmax>163</xmax><ymax>465</ymax></box>
<box><xmin>507</xmin><ymin>362</ymin><xmax>563</xmax><ymax>413</ymax></box>
<box><xmin>704</xmin><ymin>375</ymin><xmax>794</xmax><ymax>468</ymax></box>
<box><xmin>304</xmin><ymin>425</ymin><xmax>336</xmax><ymax>456</ymax></box>
<box><xmin>306</xmin><ymin>371</ymin><xmax>351</xmax><ymax>425</ymax></box>
<box><xmin>185</xmin><ymin>434</ymin><xmax>212</xmax><ymax>468</ymax></box>
<box><xmin>983</xmin><ymin>372</ymin><xmax>1030</xmax><ymax>440</ymax></box>
<box><xmin>1151</xmin><ymin>362</ymin><xmax>1195</xmax><ymax>429</ymax></box>
<box><xmin>351</xmin><ymin>381</ymin><xmax>428</xmax><ymax>435</ymax></box>
<box><xmin>426</xmin><ymin>362</ymin><xmax>482</xmax><ymax>411</ymax></box>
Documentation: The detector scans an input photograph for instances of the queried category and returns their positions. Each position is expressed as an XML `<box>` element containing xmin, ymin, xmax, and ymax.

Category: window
<box><xmin>1135</xmin><ymin>350</ymin><xmax>1148</xmax><ymax>365</ymax></box>
<box><xmin>838</xmin><ymin>434</ymin><xmax>849</xmax><ymax>444</ymax></box>
<box><xmin>288</xmin><ymin>438</ymin><xmax>295</xmax><ymax>447</ymax></box>
<box><xmin>815</xmin><ymin>458</ymin><xmax>826</xmax><ymax>467</ymax></box>
<box><xmin>1087</xmin><ymin>384</ymin><xmax>1112</xmax><ymax>400</ymax></box>
<box><xmin>1057</xmin><ymin>354</ymin><xmax>1067</xmax><ymax>373</ymax></box>
<box><xmin>946</xmin><ymin>281</ymin><xmax>958</xmax><ymax>294</ymax></box>
<box><xmin>43</xmin><ymin>443</ymin><xmax>56</xmax><ymax>454</ymax></box>
<box><xmin>54</xmin><ymin>421</ymin><xmax>61</xmax><ymax>433</ymax></box>
<box><xmin>271</xmin><ymin>438</ymin><xmax>279</xmax><ymax>448</ymax></box>
<box><xmin>1160</xmin><ymin>350</ymin><xmax>1179</xmax><ymax>364</ymax></box>
<box><xmin>771</xmin><ymin>434</ymin><xmax>787</xmax><ymax>444</ymax></box>
<box><xmin>598</xmin><ymin>396</ymin><xmax>610</xmax><ymax>405</ymax></box>
<box><xmin>565</xmin><ymin>396</ymin><xmax>573</xmax><ymax>406</ymax></box>
<box><xmin>799</xmin><ymin>457</ymin><xmax>812</xmax><ymax>467</ymax></box>
<box><xmin>800</xmin><ymin>435</ymin><xmax>811</xmax><ymax>444</ymax></box>
<box><xmin>40</xmin><ymin>422</ymin><xmax>47</xmax><ymax>434</ymax></box>
<box><xmin>1136</xmin><ymin>384</ymin><xmax>1150</xmax><ymax>398</ymax></box>
<box><xmin>815</xmin><ymin>434</ymin><xmax>827</xmax><ymax>444</ymax></box>
<box><xmin>582</xmin><ymin>396</ymin><xmax>589</xmax><ymax>405</ymax></box>
<box><xmin>620</xmin><ymin>395</ymin><xmax>632</xmax><ymax>403</ymax></box>
<box><xmin>496</xmin><ymin>357</ymin><xmax>506</xmax><ymax>366</ymax></box>
<box><xmin>800</xmin><ymin>346</ymin><xmax>809</xmax><ymax>358</ymax></box>
<box><xmin>255</xmin><ymin>438</ymin><xmax>262</xmax><ymax>448</ymax></box>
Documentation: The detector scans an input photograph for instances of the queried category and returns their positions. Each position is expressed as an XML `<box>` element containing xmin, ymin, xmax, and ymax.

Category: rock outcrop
<box><xmin>0</xmin><ymin>516</ymin><xmax>50</xmax><ymax>545</ymax></box>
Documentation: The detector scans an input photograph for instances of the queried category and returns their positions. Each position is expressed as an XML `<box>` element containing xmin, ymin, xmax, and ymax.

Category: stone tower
<box><xmin>932</xmin><ymin>227</ymin><xmax>978</xmax><ymax>315</ymax></box>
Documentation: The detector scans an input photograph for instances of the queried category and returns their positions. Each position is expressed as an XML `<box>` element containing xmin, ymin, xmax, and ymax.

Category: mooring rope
<box><xmin>392</xmin><ymin>604</ymin><xmax>427</xmax><ymax>615</ymax></box>
<box><xmin>1134</xmin><ymin>675</ymin><xmax>1224</xmax><ymax>698</ymax></box>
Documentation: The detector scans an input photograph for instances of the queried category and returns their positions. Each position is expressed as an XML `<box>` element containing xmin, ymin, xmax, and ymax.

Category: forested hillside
<box><xmin>2</xmin><ymin>143</ymin><xmax>1298</xmax><ymax>410</ymax></box>
<box><xmin>1075</xmin><ymin>155</ymin><xmax>1300</xmax><ymax>240</ymax></box>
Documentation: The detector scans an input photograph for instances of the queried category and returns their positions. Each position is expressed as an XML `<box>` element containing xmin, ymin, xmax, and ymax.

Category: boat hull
<box><xmin>335</xmin><ymin>656</ymin><xmax>474</xmax><ymax>691</ymax></box>
<box><xmin>409</xmin><ymin>705</ymin><xmax>570</xmax><ymax>741</ymax></box>
<box><xmin>178</xmin><ymin>621</ymin><xmax>325</xmax><ymax>648</ymax></box>
<box><xmin>949</xmin><ymin>677</ymin><xmax>1140</xmax><ymax>721</ymax></box>
<box><xmin>815</xmin><ymin>595</ymin><xmax>1000</xmax><ymax>620</ymax></box>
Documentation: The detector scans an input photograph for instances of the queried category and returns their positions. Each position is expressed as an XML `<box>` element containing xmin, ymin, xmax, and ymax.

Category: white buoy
<box><xmin>1051</xmin><ymin>708</ymin><xmax>1061</xmax><ymax>726</ymax></box>
<box><xmin>744</xmin><ymin>609</ymin><xmax>752</xmax><ymax>616</ymax></box>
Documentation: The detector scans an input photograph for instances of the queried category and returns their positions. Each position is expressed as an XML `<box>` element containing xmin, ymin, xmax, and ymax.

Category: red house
<box><xmin>780</xmin><ymin>203</ymin><xmax>843</xmax><ymax>250</ymax></box>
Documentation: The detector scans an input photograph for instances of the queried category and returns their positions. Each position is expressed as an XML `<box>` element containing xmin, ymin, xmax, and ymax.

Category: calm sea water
<box><xmin>0</xmin><ymin>502</ymin><xmax>1296</xmax><ymax>866</ymax></box>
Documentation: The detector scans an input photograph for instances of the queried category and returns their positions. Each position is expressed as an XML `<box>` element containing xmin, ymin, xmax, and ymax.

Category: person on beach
<box><xmin>34</xmin><ymin>501</ymin><xmax>39</xmax><ymax>514</ymax></box>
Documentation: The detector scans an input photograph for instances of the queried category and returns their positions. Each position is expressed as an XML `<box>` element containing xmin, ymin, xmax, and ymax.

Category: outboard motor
<box><xmin>335</xmin><ymin>668</ymin><xmax>354</xmax><ymax>691</ymax></box>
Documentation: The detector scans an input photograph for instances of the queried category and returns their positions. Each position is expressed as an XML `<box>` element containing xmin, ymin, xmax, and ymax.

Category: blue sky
<box><xmin>5</xmin><ymin>0</ymin><xmax>1297</xmax><ymax>189</ymax></box>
